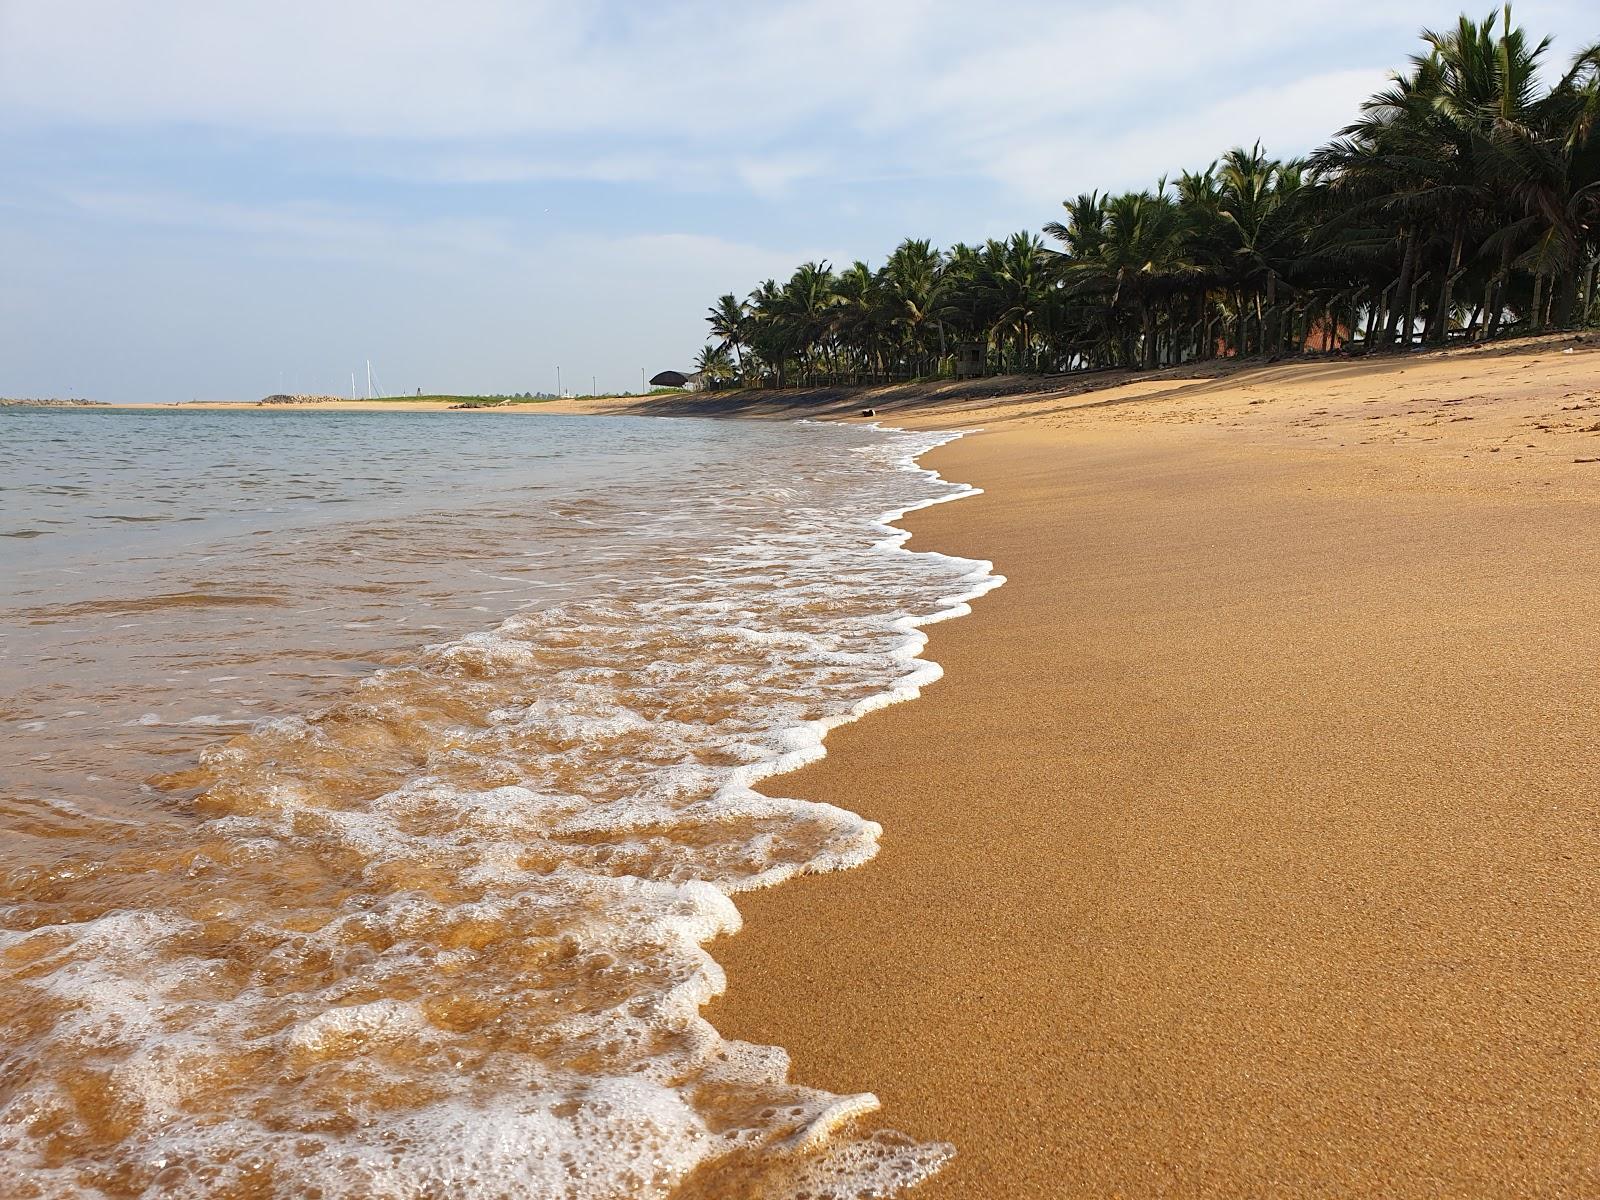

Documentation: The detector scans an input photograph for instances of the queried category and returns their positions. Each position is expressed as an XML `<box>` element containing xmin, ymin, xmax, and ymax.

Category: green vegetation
<box><xmin>352</xmin><ymin>389</ymin><xmax>686</xmax><ymax>407</ymax></box>
<box><xmin>698</xmin><ymin>9</ymin><xmax>1600</xmax><ymax>387</ymax></box>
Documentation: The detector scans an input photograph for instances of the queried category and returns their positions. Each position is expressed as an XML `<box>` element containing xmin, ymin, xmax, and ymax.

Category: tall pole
<box><xmin>366</xmin><ymin>360</ymin><xmax>372</xmax><ymax>400</ymax></box>
<box><xmin>640</xmin><ymin>367</ymin><xmax>645</xmax><ymax>394</ymax></box>
<box><xmin>592</xmin><ymin>375</ymin><xmax>596</xmax><ymax>397</ymax></box>
<box><xmin>556</xmin><ymin>366</ymin><xmax>561</xmax><ymax>398</ymax></box>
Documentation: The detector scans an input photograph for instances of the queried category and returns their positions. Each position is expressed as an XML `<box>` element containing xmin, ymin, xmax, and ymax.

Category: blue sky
<box><xmin>1</xmin><ymin>1</ymin><xmax>1594</xmax><ymax>402</ymax></box>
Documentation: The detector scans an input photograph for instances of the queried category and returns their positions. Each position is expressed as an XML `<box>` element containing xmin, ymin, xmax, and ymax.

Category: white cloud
<box><xmin>5</xmin><ymin>0</ymin><xmax>1595</xmax><ymax>196</ymax></box>
<box><xmin>58</xmin><ymin>188</ymin><xmax>520</xmax><ymax>266</ymax></box>
<box><xmin>990</xmin><ymin>67</ymin><xmax>1394</xmax><ymax>207</ymax></box>
<box><xmin>55</xmin><ymin>185</ymin><xmax>824</xmax><ymax>285</ymax></box>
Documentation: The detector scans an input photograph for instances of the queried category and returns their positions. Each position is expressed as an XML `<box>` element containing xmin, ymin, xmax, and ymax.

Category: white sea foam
<box><xmin>0</xmin><ymin>421</ymin><xmax>1001</xmax><ymax>1200</ymax></box>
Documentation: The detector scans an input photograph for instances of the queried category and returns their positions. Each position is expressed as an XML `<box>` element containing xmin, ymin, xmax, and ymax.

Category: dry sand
<box><xmin>692</xmin><ymin>338</ymin><xmax>1600</xmax><ymax>1198</ymax></box>
<box><xmin>133</xmin><ymin>399</ymin><xmax>481</xmax><ymax>411</ymax></box>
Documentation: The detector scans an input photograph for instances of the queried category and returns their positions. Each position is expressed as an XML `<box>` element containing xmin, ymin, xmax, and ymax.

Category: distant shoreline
<box><xmin>18</xmin><ymin>331</ymin><xmax>1592</xmax><ymax>421</ymax></box>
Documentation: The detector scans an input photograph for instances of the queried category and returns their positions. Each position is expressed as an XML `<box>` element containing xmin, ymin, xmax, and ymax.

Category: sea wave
<box><xmin>0</xmin><ymin>423</ymin><xmax>1001</xmax><ymax>1200</ymax></box>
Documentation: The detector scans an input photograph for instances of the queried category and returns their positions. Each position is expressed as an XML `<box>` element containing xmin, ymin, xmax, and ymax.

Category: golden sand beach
<box><xmin>678</xmin><ymin>338</ymin><xmax>1600</xmax><ymax>1197</ymax></box>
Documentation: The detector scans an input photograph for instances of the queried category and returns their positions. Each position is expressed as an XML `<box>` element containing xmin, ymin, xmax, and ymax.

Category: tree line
<box><xmin>695</xmin><ymin>10</ymin><xmax>1599</xmax><ymax>388</ymax></box>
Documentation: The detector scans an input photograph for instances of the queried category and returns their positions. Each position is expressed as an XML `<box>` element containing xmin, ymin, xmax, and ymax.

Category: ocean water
<box><xmin>0</xmin><ymin>408</ymin><xmax>999</xmax><ymax>1199</ymax></box>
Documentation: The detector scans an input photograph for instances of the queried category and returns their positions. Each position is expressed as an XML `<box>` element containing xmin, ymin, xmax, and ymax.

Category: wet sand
<box><xmin>702</xmin><ymin>339</ymin><xmax>1600</xmax><ymax>1197</ymax></box>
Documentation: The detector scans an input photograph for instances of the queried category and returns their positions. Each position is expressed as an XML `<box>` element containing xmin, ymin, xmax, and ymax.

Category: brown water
<box><xmin>0</xmin><ymin>409</ymin><xmax>999</xmax><ymax>1199</ymax></box>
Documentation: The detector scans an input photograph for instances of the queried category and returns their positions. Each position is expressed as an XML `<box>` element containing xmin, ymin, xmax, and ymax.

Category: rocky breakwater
<box><xmin>1</xmin><ymin>397</ymin><xmax>107</xmax><ymax>407</ymax></box>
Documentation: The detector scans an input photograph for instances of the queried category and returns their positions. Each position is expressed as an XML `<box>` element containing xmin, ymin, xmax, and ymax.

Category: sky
<box><xmin>1</xmin><ymin>1</ymin><xmax>1595</xmax><ymax>402</ymax></box>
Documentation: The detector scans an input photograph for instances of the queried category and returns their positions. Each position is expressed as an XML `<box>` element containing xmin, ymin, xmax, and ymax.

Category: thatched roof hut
<box><xmin>648</xmin><ymin>370</ymin><xmax>690</xmax><ymax>388</ymax></box>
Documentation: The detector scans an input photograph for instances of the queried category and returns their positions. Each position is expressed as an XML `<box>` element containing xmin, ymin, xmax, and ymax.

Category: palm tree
<box><xmin>693</xmin><ymin>344</ymin><xmax>735</xmax><ymax>386</ymax></box>
<box><xmin>1044</xmin><ymin>194</ymin><xmax>1126</xmax><ymax>366</ymax></box>
<box><xmin>745</xmin><ymin>279</ymin><xmax>787</xmax><ymax>386</ymax></box>
<box><xmin>973</xmin><ymin>233</ymin><xmax>1051</xmax><ymax>372</ymax></box>
<box><xmin>1044</xmin><ymin>192</ymin><xmax>1108</xmax><ymax>260</ymax></box>
<box><xmin>706</xmin><ymin>294</ymin><xmax>749</xmax><ymax>381</ymax></box>
<box><xmin>693</xmin><ymin>10</ymin><xmax>1597</xmax><ymax>387</ymax></box>
<box><xmin>1414</xmin><ymin>10</ymin><xmax>1551</xmax><ymax>339</ymax></box>
<box><xmin>882</xmin><ymin>239</ymin><xmax>948</xmax><ymax>375</ymax></box>
<box><xmin>1313</xmin><ymin>9</ymin><xmax>1585</xmax><ymax>343</ymax></box>
<box><xmin>1489</xmin><ymin>35</ymin><xmax>1600</xmax><ymax>327</ymax></box>
<box><xmin>1056</xmin><ymin>187</ymin><xmax>1194</xmax><ymax>368</ymax></box>
<box><xmin>1213</xmin><ymin>145</ymin><xmax>1311</xmax><ymax>353</ymax></box>
<box><xmin>832</xmin><ymin>261</ymin><xmax>890</xmax><ymax>381</ymax></box>
<box><xmin>777</xmin><ymin>261</ymin><xmax>839</xmax><ymax>384</ymax></box>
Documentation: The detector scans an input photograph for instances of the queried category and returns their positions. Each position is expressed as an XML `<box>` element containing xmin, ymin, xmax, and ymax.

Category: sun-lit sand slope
<box><xmin>696</xmin><ymin>337</ymin><xmax>1600</xmax><ymax>1198</ymax></box>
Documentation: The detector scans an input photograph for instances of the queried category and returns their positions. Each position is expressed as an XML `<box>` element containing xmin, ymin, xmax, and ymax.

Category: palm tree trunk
<box><xmin>1432</xmin><ymin>228</ymin><xmax>1464</xmax><ymax>345</ymax></box>
<box><xmin>1402</xmin><ymin>267</ymin><xmax>1423</xmax><ymax>350</ymax></box>
<box><xmin>1553</xmin><ymin>267</ymin><xmax>1580</xmax><ymax>329</ymax></box>
<box><xmin>1385</xmin><ymin>229</ymin><xmax>1416</xmax><ymax>349</ymax></box>
<box><xmin>1581</xmin><ymin>258</ymin><xmax>1599</xmax><ymax>328</ymax></box>
<box><xmin>1531</xmin><ymin>271</ymin><xmax>1545</xmax><ymax>332</ymax></box>
<box><xmin>1485</xmin><ymin>238</ymin><xmax>1514</xmax><ymax>340</ymax></box>
<box><xmin>1374</xmin><ymin>280</ymin><xmax>1396</xmax><ymax>349</ymax></box>
<box><xmin>1265</xmin><ymin>273</ymin><xmax>1279</xmax><ymax>354</ymax></box>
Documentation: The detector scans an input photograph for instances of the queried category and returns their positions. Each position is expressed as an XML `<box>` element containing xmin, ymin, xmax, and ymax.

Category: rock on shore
<box><xmin>0</xmin><ymin>397</ymin><xmax>106</xmax><ymax>407</ymax></box>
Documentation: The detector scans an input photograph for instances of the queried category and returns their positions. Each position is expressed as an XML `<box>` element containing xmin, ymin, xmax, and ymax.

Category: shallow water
<box><xmin>0</xmin><ymin>408</ymin><xmax>999</xmax><ymax>1199</ymax></box>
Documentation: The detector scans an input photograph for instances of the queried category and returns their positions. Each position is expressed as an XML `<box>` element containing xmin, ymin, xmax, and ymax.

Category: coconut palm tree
<box><xmin>1212</xmin><ymin>145</ymin><xmax>1311</xmax><ymax>352</ymax></box>
<box><xmin>831</xmin><ymin>261</ymin><xmax>890</xmax><ymax>381</ymax></box>
<box><xmin>1056</xmin><ymin>187</ymin><xmax>1195</xmax><ymax>368</ymax></box>
<box><xmin>693</xmin><ymin>345</ymin><xmax>735</xmax><ymax>386</ymax></box>
<box><xmin>1414</xmin><ymin>9</ymin><xmax>1551</xmax><ymax>339</ymax></box>
<box><xmin>695</xmin><ymin>9</ymin><xmax>1597</xmax><ymax>389</ymax></box>
<box><xmin>1486</xmin><ymin>35</ymin><xmax>1600</xmax><ymax>327</ymax></box>
<box><xmin>971</xmin><ymin>233</ymin><xmax>1051</xmax><ymax>371</ymax></box>
<box><xmin>744</xmin><ymin>279</ymin><xmax>787</xmax><ymax>386</ymax></box>
<box><xmin>777</xmin><ymin>261</ymin><xmax>839</xmax><ymax>384</ymax></box>
<box><xmin>882</xmin><ymin>239</ymin><xmax>948</xmax><ymax>375</ymax></box>
<box><xmin>705</xmin><ymin>294</ymin><xmax>749</xmax><ymax>381</ymax></box>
